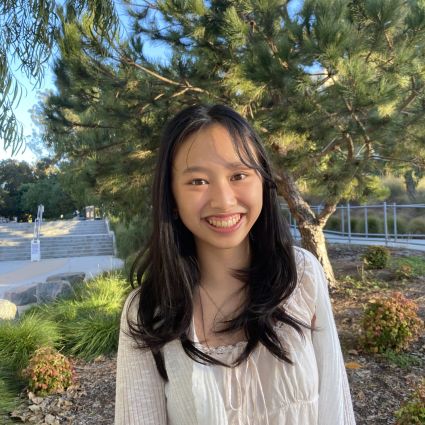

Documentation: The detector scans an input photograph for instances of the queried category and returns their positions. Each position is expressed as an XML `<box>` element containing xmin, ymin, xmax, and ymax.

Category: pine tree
<box><xmin>39</xmin><ymin>0</ymin><xmax>425</xmax><ymax>285</ymax></box>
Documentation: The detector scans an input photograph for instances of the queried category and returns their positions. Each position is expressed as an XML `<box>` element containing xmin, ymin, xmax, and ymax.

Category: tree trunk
<box><xmin>296</xmin><ymin>222</ymin><xmax>336</xmax><ymax>287</ymax></box>
<box><xmin>404</xmin><ymin>170</ymin><xmax>417</xmax><ymax>202</ymax></box>
<box><xmin>275</xmin><ymin>169</ymin><xmax>338</xmax><ymax>287</ymax></box>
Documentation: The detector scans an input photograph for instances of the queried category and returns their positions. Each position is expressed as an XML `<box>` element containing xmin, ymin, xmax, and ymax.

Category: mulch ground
<box><xmin>9</xmin><ymin>244</ymin><xmax>425</xmax><ymax>424</ymax></box>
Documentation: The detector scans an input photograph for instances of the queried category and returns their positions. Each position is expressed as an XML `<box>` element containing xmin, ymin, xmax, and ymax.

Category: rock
<box><xmin>17</xmin><ymin>303</ymin><xmax>37</xmax><ymax>317</ymax></box>
<box><xmin>46</xmin><ymin>272</ymin><xmax>85</xmax><ymax>287</ymax></box>
<box><xmin>4</xmin><ymin>284</ymin><xmax>37</xmax><ymax>306</ymax></box>
<box><xmin>36</xmin><ymin>281</ymin><xmax>73</xmax><ymax>303</ymax></box>
<box><xmin>44</xmin><ymin>413</ymin><xmax>58</xmax><ymax>424</ymax></box>
<box><xmin>0</xmin><ymin>299</ymin><xmax>17</xmax><ymax>320</ymax></box>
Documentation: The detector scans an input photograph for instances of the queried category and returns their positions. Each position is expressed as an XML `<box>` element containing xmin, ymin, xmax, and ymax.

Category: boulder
<box><xmin>0</xmin><ymin>299</ymin><xmax>17</xmax><ymax>320</ymax></box>
<box><xmin>36</xmin><ymin>281</ymin><xmax>73</xmax><ymax>303</ymax></box>
<box><xmin>4</xmin><ymin>284</ymin><xmax>37</xmax><ymax>306</ymax></box>
<box><xmin>46</xmin><ymin>272</ymin><xmax>85</xmax><ymax>287</ymax></box>
<box><xmin>17</xmin><ymin>303</ymin><xmax>37</xmax><ymax>317</ymax></box>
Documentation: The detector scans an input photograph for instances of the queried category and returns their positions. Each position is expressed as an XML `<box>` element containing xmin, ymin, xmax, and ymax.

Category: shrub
<box><xmin>395</xmin><ymin>380</ymin><xmax>425</xmax><ymax>425</ymax></box>
<box><xmin>366</xmin><ymin>214</ymin><xmax>383</xmax><ymax>234</ymax></box>
<box><xmin>124</xmin><ymin>251</ymin><xmax>139</xmax><ymax>281</ymax></box>
<box><xmin>361</xmin><ymin>292</ymin><xmax>423</xmax><ymax>353</ymax></box>
<box><xmin>0</xmin><ymin>376</ymin><xmax>19</xmax><ymax>423</ymax></box>
<box><xmin>65</xmin><ymin>312</ymin><xmax>121</xmax><ymax>360</ymax></box>
<box><xmin>408</xmin><ymin>217</ymin><xmax>425</xmax><ymax>235</ymax></box>
<box><xmin>395</xmin><ymin>263</ymin><xmax>414</xmax><ymax>280</ymax></box>
<box><xmin>23</xmin><ymin>271</ymin><xmax>130</xmax><ymax>360</ymax></box>
<box><xmin>0</xmin><ymin>314</ymin><xmax>60</xmax><ymax>375</ymax></box>
<box><xmin>109</xmin><ymin>215</ymin><xmax>150</xmax><ymax>259</ymax></box>
<box><xmin>325</xmin><ymin>216</ymin><xmax>340</xmax><ymax>232</ymax></box>
<box><xmin>362</xmin><ymin>246</ymin><xmax>391</xmax><ymax>269</ymax></box>
<box><xmin>23</xmin><ymin>347</ymin><xmax>75</xmax><ymax>396</ymax></box>
<box><xmin>387</xmin><ymin>216</ymin><xmax>408</xmax><ymax>235</ymax></box>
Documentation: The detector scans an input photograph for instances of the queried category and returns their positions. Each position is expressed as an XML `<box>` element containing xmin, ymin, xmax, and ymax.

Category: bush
<box><xmin>325</xmin><ymin>216</ymin><xmax>340</xmax><ymax>232</ymax></box>
<box><xmin>362</xmin><ymin>246</ymin><xmax>391</xmax><ymax>269</ymax></box>
<box><xmin>392</xmin><ymin>257</ymin><xmax>425</xmax><ymax>278</ymax></box>
<box><xmin>408</xmin><ymin>217</ymin><xmax>425</xmax><ymax>235</ymax></box>
<box><xmin>0</xmin><ymin>314</ymin><xmax>61</xmax><ymax>375</ymax></box>
<box><xmin>365</xmin><ymin>214</ymin><xmax>382</xmax><ymax>234</ymax></box>
<box><xmin>124</xmin><ymin>251</ymin><xmax>140</xmax><ymax>282</ymax></box>
<box><xmin>24</xmin><ymin>271</ymin><xmax>130</xmax><ymax>360</ymax></box>
<box><xmin>23</xmin><ymin>347</ymin><xmax>75</xmax><ymax>396</ymax></box>
<box><xmin>395</xmin><ymin>380</ymin><xmax>425</xmax><ymax>425</ymax></box>
<box><xmin>387</xmin><ymin>216</ymin><xmax>408</xmax><ymax>235</ymax></box>
<box><xmin>109</xmin><ymin>215</ymin><xmax>150</xmax><ymax>259</ymax></box>
<box><xmin>0</xmin><ymin>377</ymin><xmax>19</xmax><ymax>424</ymax></box>
<box><xmin>65</xmin><ymin>312</ymin><xmax>121</xmax><ymax>360</ymax></box>
<box><xmin>361</xmin><ymin>292</ymin><xmax>423</xmax><ymax>353</ymax></box>
<box><xmin>395</xmin><ymin>263</ymin><xmax>414</xmax><ymax>280</ymax></box>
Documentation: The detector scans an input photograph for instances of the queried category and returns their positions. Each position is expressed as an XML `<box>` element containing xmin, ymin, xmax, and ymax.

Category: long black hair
<box><xmin>128</xmin><ymin>104</ymin><xmax>307</xmax><ymax>380</ymax></box>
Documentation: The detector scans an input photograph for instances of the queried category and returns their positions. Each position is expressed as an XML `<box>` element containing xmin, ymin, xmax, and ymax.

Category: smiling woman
<box><xmin>115</xmin><ymin>104</ymin><xmax>356</xmax><ymax>425</ymax></box>
<box><xmin>171</xmin><ymin>123</ymin><xmax>263</xmax><ymax>253</ymax></box>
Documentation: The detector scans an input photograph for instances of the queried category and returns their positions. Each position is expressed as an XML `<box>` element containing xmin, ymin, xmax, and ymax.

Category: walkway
<box><xmin>0</xmin><ymin>255</ymin><xmax>124</xmax><ymax>299</ymax></box>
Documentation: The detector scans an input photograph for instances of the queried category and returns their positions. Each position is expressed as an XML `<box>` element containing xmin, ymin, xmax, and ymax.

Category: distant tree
<box><xmin>0</xmin><ymin>0</ymin><xmax>117</xmax><ymax>154</ymax></box>
<box><xmin>20</xmin><ymin>175</ymin><xmax>77</xmax><ymax>219</ymax></box>
<box><xmin>38</xmin><ymin>0</ymin><xmax>425</xmax><ymax>285</ymax></box>
<box><xmin>0</xmin><ymin>159</ymin><xmax>35</xmax><ymax>219</ymax></box>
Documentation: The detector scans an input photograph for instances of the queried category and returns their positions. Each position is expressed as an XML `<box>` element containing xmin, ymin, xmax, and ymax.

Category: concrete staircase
<box><xmin>0</xmin><ymin>220</ymin><xmax>116</xmax><ymax>261</ymax></box>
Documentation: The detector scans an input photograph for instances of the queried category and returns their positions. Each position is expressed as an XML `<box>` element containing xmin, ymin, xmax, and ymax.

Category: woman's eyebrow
<box><xmin>182</xmin><ymin>162</ymin><xmax>251</xmax><ymax>174</ymax></box>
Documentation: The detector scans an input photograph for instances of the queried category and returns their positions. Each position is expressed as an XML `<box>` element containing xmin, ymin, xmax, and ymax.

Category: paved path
<box><xmin>290</xmin><ymin>228</ymin><xmax>425</xmax><ymax>252</ymax></box>
<box><xmin>0</xmin><ymin>255</ymin><xmax>124</xmax><ymax>299</ymax></box>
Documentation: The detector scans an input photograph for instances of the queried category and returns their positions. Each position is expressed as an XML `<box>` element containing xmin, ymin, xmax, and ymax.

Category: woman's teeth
<box><xmin>206</xmin><ymin>214</ymin><xmax>241</xmax><ymax>228</ymax></box>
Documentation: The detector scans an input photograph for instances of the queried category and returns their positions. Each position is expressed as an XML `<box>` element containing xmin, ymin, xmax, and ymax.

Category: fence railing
<box><xmin>31</xmin><ymin>204</ymin><xmax>44</xmax><ymax>261</ymax></box>
<box><xmin>281</xmin><ymin>202</ymin><xmax>425</xmax><ymax>247</ymax></box>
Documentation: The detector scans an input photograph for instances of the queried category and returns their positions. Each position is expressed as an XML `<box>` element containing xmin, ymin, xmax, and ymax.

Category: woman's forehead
<box><xmin>172</xmin><ymin>123</ymin><xmax>258</xmax><ymax>170</ymax></box>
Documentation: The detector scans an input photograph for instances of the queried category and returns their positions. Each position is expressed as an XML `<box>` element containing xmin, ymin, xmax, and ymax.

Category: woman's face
<box><xmin>171</xmin><ymin>123</ymin><xmax>263</xmax><ymax>255</ymax></box>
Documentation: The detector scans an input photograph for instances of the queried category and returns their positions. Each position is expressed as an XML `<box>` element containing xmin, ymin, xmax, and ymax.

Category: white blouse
<box><xmin>115</xmin><ymin>247</ymin><xmax>356</xmax><ymax>424</ymax></box>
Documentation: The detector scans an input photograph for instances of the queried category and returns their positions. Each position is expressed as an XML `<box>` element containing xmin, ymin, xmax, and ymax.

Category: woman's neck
<box><xmin>195</xmin><ymin>240</ymin><xmax>250</xmax><ymax>294</ymax></box>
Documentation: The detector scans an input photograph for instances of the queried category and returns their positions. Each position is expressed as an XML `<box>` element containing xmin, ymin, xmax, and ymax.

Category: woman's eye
<box><xmin>190</xmin><ymin>179</ymin><xmax>208</xmax><ymax>185</ymax></box>
<box><xmin>231</xmin><ymin>173</ymin><xmax>247</xmax><ymax>181</ymax></box>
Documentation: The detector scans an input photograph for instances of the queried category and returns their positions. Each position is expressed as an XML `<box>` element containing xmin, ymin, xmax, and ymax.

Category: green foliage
<box><xmin>361</xmin><ymin>292</ymin><xmax>423</xmax><ymax>354</ymax></box>
<box><xmin>109</xmin><ymin>215</ymin><xmax>150</xmax><ymax>259</ymax></box>
<box><xmin>124</xmin><ymin>251</ymin><xmax>140</xmax><ymax>282</ymax></box>
<box><xmin>20</xmin><ymin>175</ymin><xmax>77</xmax><ymax>219</ymax></box>
<box><xmin>339</xmin><ymin>267</ymin><xmax>388</xmax><ymax>291</ymax></box>
<box><xmin>395</xmin><ymin>380</ymin><xmax>425</xmax><ymax>425</ymax></box>
<box><xmin>36</xmin><ymin>0</ymin><xmax>425</xmax><ymax>241</ymax></box>
<box><xmin>395</xmin><ymin>263</ymin><xmax>414</xmax><ymax>280</ymax></box>
<box><xmin>23</xmin><ymin>347</ymin><xmax>75</xmax><ymax>396</ymax></box>
<box><xmin>0</xmin><ymin>376</ymin><xmax>19</xmax><ymax>424</ymax></box>
<box><xmin>65</xmin><ymin>312</ymin><xmax>121</xmax><ymax>359</ymax></box>
<box><xmin>362</xmin><ymin>246</ymin><xmax>391</xmax><ymax>269</ymax></box>
<box><xmin>0</xmin><ymin>314</ymin><xmax>61</xmax><ymax>376</ymax></box>
<box><xmin>0</xmin><ymin>159</ymin><xmax>35</xmax><ymax>220</ymax></box>
<box><xmin>392</xmin><ymin>256</ymin><xmax>425</xmax><ymax>278</ymax></box>
<box><xmin>408</xmin><ymin>217</ymin><xmax>425</xmax><ymax>235</ymax></box>
<box><xmin>0</xmin><ymin>0</ymin><xmax>118</xmax><ymax>153</ymax></box>
<box><xmin>26</xmin><ymin>271</ymin><xmax>130</xmax><ymax>360</ymax></box>
<box><xmin>383</xmin><ymin>350</ymin><xmax>423</xmax><ymax>368</ymax></box>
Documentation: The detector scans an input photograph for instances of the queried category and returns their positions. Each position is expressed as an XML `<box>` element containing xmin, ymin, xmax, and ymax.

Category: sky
<box><xmin>0</xmin><ymin>66</ymin><xmax>54</xmax><ymax>164</ymax></box>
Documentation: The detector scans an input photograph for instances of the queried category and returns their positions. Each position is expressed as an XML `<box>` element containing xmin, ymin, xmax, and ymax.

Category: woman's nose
<box><xmin>209</xmin><ymin>180</ymin><xmax>237</xmax><ymax>210</ymax></box>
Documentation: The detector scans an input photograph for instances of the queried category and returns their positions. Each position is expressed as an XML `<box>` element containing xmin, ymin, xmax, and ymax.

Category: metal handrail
<box><xmin>33</xmin><ymin>204</ymin><xmax>44</xmax><ymax>241</ymax></box>
<box><xmin>281</xmin><ymin>202</ymin><xmax>425</xmax><ymax>247</ymax></box>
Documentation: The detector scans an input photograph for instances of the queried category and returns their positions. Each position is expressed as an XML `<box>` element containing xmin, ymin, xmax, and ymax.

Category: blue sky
<box><xmin>0</xmin><ymin>66</ymin><xmax>54</xmax><ymax>164</ymax></box>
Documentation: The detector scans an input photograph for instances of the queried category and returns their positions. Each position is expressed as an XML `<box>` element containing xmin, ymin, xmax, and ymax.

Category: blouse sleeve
<box><xmin>300</xmin><ymin>249</ymin><xmax>356</xmax><ymax>425</ymax></box>
<box><xmin>115</xmin><ymin>290</ymin><xmax>167</xmax><ymax>425</ymax></box>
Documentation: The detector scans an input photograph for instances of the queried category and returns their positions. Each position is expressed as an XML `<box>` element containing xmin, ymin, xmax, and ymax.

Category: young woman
<box><xmin>115</xmin><ymin>104</ymin><xmax>356</xmax><ymax>425</ymax></box>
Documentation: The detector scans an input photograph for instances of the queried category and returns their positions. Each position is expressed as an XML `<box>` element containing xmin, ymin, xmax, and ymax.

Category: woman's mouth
<box><xmin>205</xmin><ymin>214</ymin><xmax>243</xmax><ymax>229</ymax></box>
